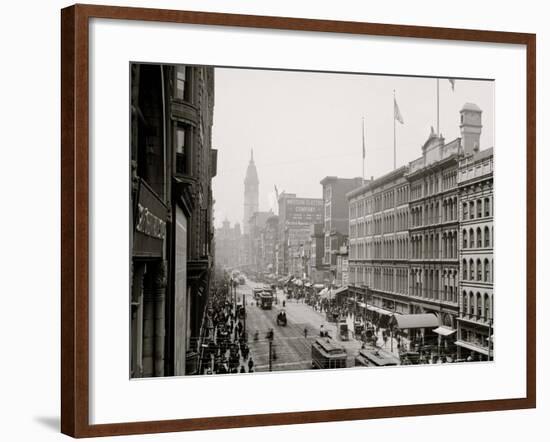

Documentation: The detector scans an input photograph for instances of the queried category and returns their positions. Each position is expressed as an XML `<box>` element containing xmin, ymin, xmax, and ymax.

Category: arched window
<box><xmin>484</xmin><ymin>197</ymin><xmax>490</xmax><ymax>217</ymax></box>
<box><xmin>477</xmin><ymin>199</ymin><xmax>482</xmax><ymax>218</ymax></box>
<box><xmin>484</xmin><ymin>293</ymin><xmax>490</xmax><ymax>320</ymax></box>
<box><xmin>462</xmin><ymin>291</ymin><xmax>468</xmax><ymax>313</ymax></box>
<box><xmin>484</xmin><ymin>226</ymin><xmax>490</xmax><ymax>247</ymax></box>
<box><xmin>484</xmin><ymin>258</ymin><xmax>490</xmax><ymax>282</ymax></box>
<box><xmin>469</xmin><ymin>292</ymin><xmax>475</xmax><ymax>316</ymax></box>
<box><xmin>469</xmin><ymin>228</ymin><xmax>474</xmax><ymax>248</ymax></box>
<box><xmin>477</xmin><ymin>259</ymin><xmax>482</xmax><ymax>281</ymax></box>
<box><xmin>462</xmin><ymin>259</ymin><xmax>468</xmax><ymax>280</ymax></box>
<box><xmin>476</xmin><ymin>293</ymin><xmax>482</xmax><ymax>319</ymax></box>
<box><xmin>463</xmin><ymin>229</ymin><xmax>468</xmax><ymax>248</ymax></box>
<box><xmin>469</xmin><ymin>259</ymin><xmax>474</xmax><ymax>280</ymax></box>
<box><xmin>463</xmin><ymin>202</ymin><xmax>468</xmax><ymax>220</ymax></box>
<box><xmin>469</xmin><ymin>201</ymin><xmax>475</xmax><ymax>219</ymax></box>
<box><xmin>477</xmin><ymin>227</ymin><xmax>482</xmax><ymax>248</ymax></box>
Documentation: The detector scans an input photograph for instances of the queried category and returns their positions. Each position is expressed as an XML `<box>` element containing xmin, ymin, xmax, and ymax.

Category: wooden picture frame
<box><xmin>61</xmin><ymin>3</ymin><xmax>536</xmax><ymax>438</ymax></box>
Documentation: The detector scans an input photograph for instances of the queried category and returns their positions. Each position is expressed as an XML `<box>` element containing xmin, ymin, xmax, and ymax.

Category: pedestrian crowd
<box><xmin>201</xmin><ymin>286</ymin><xmax>255</xmax><ymax>375</ymax></box>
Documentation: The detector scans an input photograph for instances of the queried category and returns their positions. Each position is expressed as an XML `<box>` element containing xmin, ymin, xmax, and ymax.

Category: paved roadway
<box><xmin>235</xmin><ymin>279</ymin><xmax>362</xmax><ymax>372</ymax></box>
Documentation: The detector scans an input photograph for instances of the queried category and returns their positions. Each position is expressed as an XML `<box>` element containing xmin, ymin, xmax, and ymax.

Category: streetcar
<box><xmin>354</xmin><ymin>346</ymin><xmax>400</xmax><ymax>367</ymax></box>
<box><xmin>252</xmin><ymin>287</ymin><xmax>263</xmax><ymax>300</ymax></box>
<box><xmin>260</xmin><ymin>292</ymin><xmax>274</xmax><ymax>310</ymax></box>
<box><xmin>311</xmin><ymin>338</ymin><xmax>347</xmax><ymax>369</ymax></box>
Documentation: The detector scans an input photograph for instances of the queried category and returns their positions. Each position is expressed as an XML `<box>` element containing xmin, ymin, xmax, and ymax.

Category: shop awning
<box><xmin>365</xmin><ymin>305</ymin><xmax>394</xmax><ymax>316</ymax></box>
<box><xmin>454</xmin><ymin>340</ymin><xmax>489</xmax><ymax>356</ymax></box>
<box><xmin>391</xmin><ymin>313</ymin><xmax>438</xmax><ymax>329</ymax></box>
<box><xmin>333</xmin><ymin>286</ymin><xmax>348</xmax><ymax>296</ymax></box>
<box><xmin>433</xmin><ymin>326</ymin><xmax>456</xmax><ymax>336</ymax></box>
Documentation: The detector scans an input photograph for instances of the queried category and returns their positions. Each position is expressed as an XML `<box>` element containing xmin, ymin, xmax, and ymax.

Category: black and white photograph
<box><xmin>130</xmin><ymin>63</ymin><xmax>494</xmax><ymax>378</ymax></box>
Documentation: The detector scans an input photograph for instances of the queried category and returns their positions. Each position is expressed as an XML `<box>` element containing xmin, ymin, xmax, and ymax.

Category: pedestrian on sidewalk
<box><xmin>248</xmin><ymin>357</ymin><xmax>254</xmax><ymax>372</ymax></box>
<box><xmin>304</xmin><ymin>328</ymin><xmax>308</xmax><ymax>339</ymax></box>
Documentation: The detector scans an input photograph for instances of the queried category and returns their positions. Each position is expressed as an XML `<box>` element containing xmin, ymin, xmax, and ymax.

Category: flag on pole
<box><xmin>448</xmin><ymin>78</ymin><xmax>455</xmax><ymax>91</ymax></box>
<box><xmin>394</xmin><ymin>97</ymin><xmax>404</xmax><ymax>124</ymax></box>
<box><xmin>362</xmin><ymin>118</ymin><xmax>366</xmax><ymax>159</ymax></box>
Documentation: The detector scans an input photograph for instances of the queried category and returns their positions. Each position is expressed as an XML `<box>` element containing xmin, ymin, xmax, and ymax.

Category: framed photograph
<box><xmin>61</xmin><ymin>4</ymin><xmax>536</xmax><ymax>438</ymax></box>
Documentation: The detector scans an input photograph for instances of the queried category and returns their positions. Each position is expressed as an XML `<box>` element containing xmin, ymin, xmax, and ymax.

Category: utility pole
<box><xmin>243</xmin><ymin>293</ymin><xmax>247</xmax><ymax>337</ymax></box>
<box><xmin>269</xmin><ymin>341</ymin><xmax>273</xmax><ymax>372</ymax></box>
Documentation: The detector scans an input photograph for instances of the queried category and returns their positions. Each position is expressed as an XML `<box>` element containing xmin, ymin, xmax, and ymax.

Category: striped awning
<box><xmin>391</xmin><ymin>313</ymin><xmax>438</xmax><ymax>329</ymax></box>
<box><xmin>433</xmin><ymin>326</ymin><xmax>456</xmax><ymax>336</ymax></box>
<box><xmin>455</xmin><ymin>340</ymin><xmax>490</xmax><ymax>356</ymax></box>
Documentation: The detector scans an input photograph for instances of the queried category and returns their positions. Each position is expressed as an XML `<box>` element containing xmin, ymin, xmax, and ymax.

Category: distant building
<box><xmin>261</xmin><ymin>214</ymin><xmax>279</xmax><ymax>274</ymax></box>
<box><xmin>307</xmin><ymin>223</ymin><xmax>326</xmax><ymax>283</ymax></box>
<box><xmin>248</xmin><ymin>210</ymin><xmax>274</xmax><ymax>275</ymax></box>
<box><xmin>320</xmin><ymin>176</ymin><xmax>364</xmax><ymax>283</ymax></box>
<box><xmin>215</xmin><ymin>220</ymin><xmax>243</xmax><ymax>269</ymax></box>
<box><xmin>243</xmin><ymin>150</ymin><xmax>259</xmax><ymax>235</ymax></box>
<box><xmin>277</xmin><ymin>193</ymin><xmax>323</xmax><ymax>276</ymax></box>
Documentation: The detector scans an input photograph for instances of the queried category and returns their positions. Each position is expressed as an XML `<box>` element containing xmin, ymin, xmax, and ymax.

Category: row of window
<box><xmin>410</xmin><ymin>267</ymin><xmax>459</xmax><ymax>303</ymax></box>
<box><xmin>349</xmin><ymin>266</ymin><xmax>462</xmax><ymax>304</ymax></box>
<box><xmin>410</xmin><ymin>196</ymin><xmax>458</xmax><ymax>227</ymax></box>
<box><xmin>349</xmin><ymin>185</ymin><xmax>409</xmax><ymax>219</ymax></box>
<box><xmin>462</xmin><ymin>226</ymin><xmax>493</xmax><ymax>249</ymax></box>
<box><xmin>410</xmin><ymin>231</ymin><xmax>458</xmax><ymax>259</ymax></box>
<box><xmin>349</xmin><ymin>236</ymin><xmax>409</xmax><ymax>260</ymax></box>
<box><xmin>409</xmin><ymin>172</ymin><xmax>458</xmax><ymax>201</ymax></box>
<box><xmin>461</xmin><ymin>258</ymin><xmax>493</xmax><ymax>283</ymax></box>
<box><xmin>461</xmin><ymin>196</ymin><xmax>492</xmax><ymax>221</ymax></box>
<box><xmin>461</xmin><ymin>291</ymin><xmax>493</xmax><ymax>322</ymax></box>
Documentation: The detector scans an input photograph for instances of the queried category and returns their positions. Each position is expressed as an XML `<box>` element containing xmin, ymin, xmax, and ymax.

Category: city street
<box><xmin>235</xmin><ymin>280</ymin><xmax>362</xmax><ymax>372</ymax></box>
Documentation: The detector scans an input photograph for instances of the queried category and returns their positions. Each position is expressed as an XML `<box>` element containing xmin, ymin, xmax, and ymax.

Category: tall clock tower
<box><xmin>243</xmin><ymin>149</ymin><xmax>259</xmax><ymax>234</ymax></box>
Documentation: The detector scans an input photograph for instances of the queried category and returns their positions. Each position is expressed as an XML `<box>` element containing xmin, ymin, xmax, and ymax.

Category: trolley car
<box><xmin>311</xmin><ymin>338</ymin><xmax>347</xmax><ymax>369</ymax></box>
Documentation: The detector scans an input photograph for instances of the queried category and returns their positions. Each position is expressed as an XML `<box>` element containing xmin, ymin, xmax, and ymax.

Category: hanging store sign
<box><xmin>133</xmin><ymin>179</ymin><xmax>168</xmax><ymax>258</ymax></box>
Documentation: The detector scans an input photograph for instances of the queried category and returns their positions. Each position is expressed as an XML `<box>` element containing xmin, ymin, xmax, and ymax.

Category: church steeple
<box><xmin>243</xmin><ymin>148</ymin><xmax>259</xmax><ymax>234</ymax></box>
<box><xmin>245</xmin><ymin>148</ymin><xmax>259</xmax><ymax>185</ymax></box>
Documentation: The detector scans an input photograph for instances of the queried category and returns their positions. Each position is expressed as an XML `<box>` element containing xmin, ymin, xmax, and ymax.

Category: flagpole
<box><xmin>362</xmin><ymin>117</ymin><xmax>366</xmax><ymax>185</ymax></box>
<box><xmin>393</xmin><ymin>90</ymin><xmax>396</xmax><ymax>170</ymax></box>
<box><xmin>436</xmin><ymin>78</ymin><xmax>440</xmax><ymax>136</ymax></box>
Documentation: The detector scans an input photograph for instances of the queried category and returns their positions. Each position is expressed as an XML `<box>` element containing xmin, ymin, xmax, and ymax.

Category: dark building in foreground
<box><xmin>130</xmin><ymin>63</ymin><xmax>216</xmax><ymax>378</ymax></box>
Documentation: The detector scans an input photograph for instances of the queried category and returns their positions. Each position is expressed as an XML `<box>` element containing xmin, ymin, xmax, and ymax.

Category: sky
<box><xmin>211</xmin><ymin>67</ymin><xmax>494</xmax><ymax>228</ymax></box>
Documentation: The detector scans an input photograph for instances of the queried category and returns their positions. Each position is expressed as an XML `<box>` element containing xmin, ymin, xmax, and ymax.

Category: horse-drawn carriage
<box><xmin>276</xmin><ymin>310</ymin><xmax>287</xmax><ymax>326</ymax></box>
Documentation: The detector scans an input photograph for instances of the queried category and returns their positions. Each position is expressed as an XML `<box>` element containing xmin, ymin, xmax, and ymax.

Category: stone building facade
<box><xmin>130</xmin><ymin>63</ymin><xmax>216</xmax><ymax>378</ymax></box>
<box><xmin>347</xmin><ymin>103</ymin><xmax>493</xmax><ymax>355</ymax></box>
<box><xmin>456</xmin><ymin>114</ymin><xmax>494</xmax><ymax>360</ymax></box>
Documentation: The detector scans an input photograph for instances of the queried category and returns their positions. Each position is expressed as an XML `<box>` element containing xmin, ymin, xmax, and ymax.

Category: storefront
<box><xmin>131</xmin><ymin>179</ymin><xmax>169</xmax><ymax>378</ymax></box>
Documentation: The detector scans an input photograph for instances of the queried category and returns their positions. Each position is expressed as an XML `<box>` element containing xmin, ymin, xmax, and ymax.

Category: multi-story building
<box><xmin>347</xmin><ymin>104</ymin><xmax>490</xmax><ymax>351</ymax></box>
<box><xmin>320</xmin><ymin>177</ymin><xmax>363</xmax><ymax>282</ymax></box>
<box><xmin>261</xmin><ymin>214</ymin><xmax>279</xmax><ymax>274</ymax></box>
<box><xmin>406</xmin><ymin>129</ymin><xmax>461</xmax><ymax>331</ymax></box>
<box><xmin>215</xmin><ymin>220</ymin><xmax>243</xmax><ymax>269</ymax></box>
<box><xmin>277</xmin><ymin>193</ymin><xmax>323</xmax><ymax>276</ymax></box>
<box><xmin>248</xmin><ymin>210</ymin><xmax>274</xmax><ymax>275</ymax></box>
<box><xmin>130</xmin><ymin>63</ymin><xmax>216</xmax><ymax>377</ymax></box>
<box><xmin>456</xmin><ymin>105</ymin><xmax>494</xmax><ymax>360</ymax></box>
<box><xmin>308</xmin><ymin>223</ymin><xmax>326</xmax><ymax>283</ymax></box>
<box><xmin>348</xmin><ymin>166</ymin><xmax>410</xmax><ymax>314</ymax></box>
